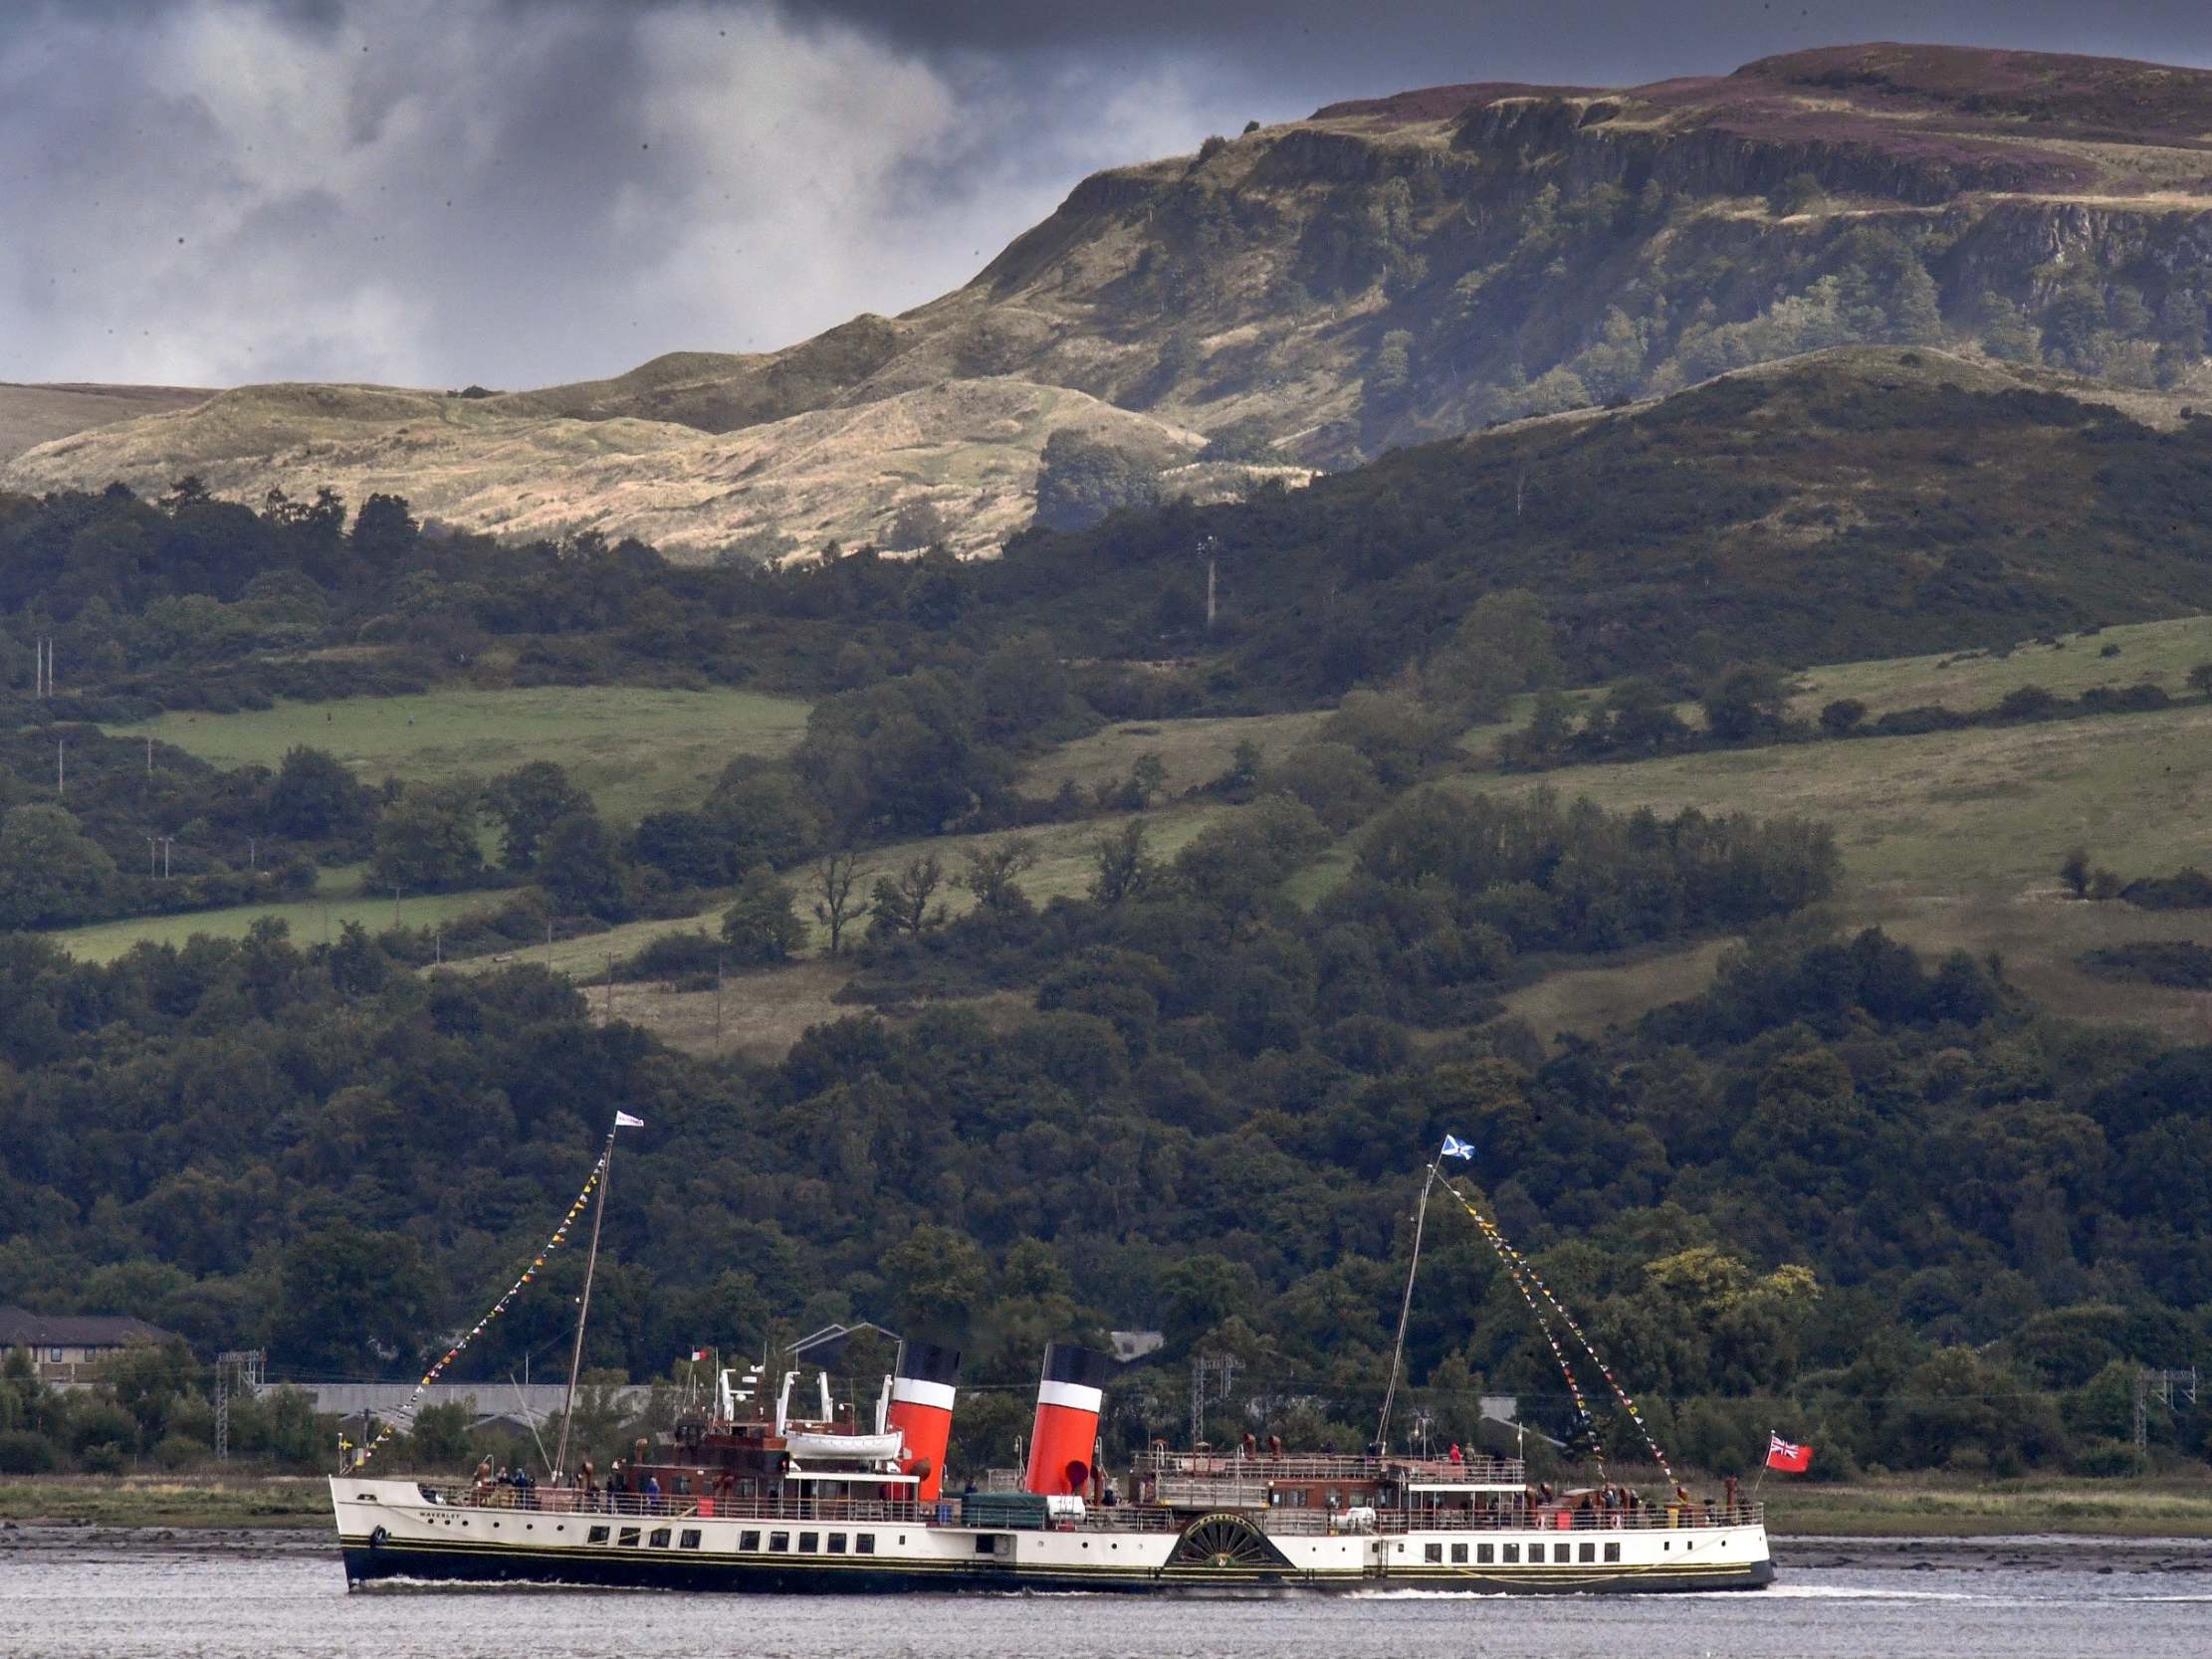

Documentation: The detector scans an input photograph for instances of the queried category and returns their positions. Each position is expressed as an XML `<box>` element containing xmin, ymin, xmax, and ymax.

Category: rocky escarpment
<box><xmin>13</xmin><ymin>42</ymin><xmax>2212</xmax><ymax>543</ymax></box>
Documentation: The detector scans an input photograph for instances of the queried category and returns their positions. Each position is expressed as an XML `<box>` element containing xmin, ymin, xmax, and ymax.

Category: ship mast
<box><xmin>554</xmin><ymin>1113</ymin><xmax>638</xmax><ymax>1479</ymax></box>
<box><xmin>1375</xmin><ymin>1155</ymin><xmax>1441</xmax><ymax>1454</ymax></box>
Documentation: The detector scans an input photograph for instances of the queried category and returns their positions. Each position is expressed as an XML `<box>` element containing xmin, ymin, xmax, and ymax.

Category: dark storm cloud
<box><xmin>2</xmin><ymin>1</ymin><xmax>2208</xmax><ymax>389</ymax></box>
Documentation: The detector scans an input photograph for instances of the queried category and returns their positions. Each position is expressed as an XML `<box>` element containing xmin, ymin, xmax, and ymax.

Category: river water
<box><xmin>2</xmin><ymin>1534</ymin><xmax>2208</xmax><ymax>1659</ymax></box>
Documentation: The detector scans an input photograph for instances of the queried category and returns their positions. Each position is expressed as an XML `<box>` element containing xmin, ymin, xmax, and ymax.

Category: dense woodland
<box><xmin>1</xmin><ymin>769</ymin><xmax>2206</xmax><ymax>1481</ymax></box>
<box><xmin>5</xmin><ymin>387</ymin><xmax>2212</xmax><ymax>1481</ymax></box>
<box><xmin>11</xmin><ymin>355</ymin><xmax>2212</xmax><ymax>934</ymax></box>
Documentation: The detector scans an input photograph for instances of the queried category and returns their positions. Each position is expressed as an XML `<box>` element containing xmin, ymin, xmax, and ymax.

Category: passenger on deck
<box><xmin>1447</xmin><ymin>1442</ymin><xmax>1463</xmax><ymax>1464</ymax></box>
<box><xmin>644</xmin><ymin>1474</ymin><xmax>663</xmax><ymax>1512</ymax></box>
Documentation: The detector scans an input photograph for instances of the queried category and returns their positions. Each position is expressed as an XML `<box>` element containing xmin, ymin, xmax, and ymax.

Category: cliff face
<box><xmin>14</xmin><ymin>43</ymin><xmax>2212</xmax><ymax>549</ymax></box>
<box><xmin>488</xmin><ymin>42</ymin><xmax>2212</xmax><ymax>469</ymax></box>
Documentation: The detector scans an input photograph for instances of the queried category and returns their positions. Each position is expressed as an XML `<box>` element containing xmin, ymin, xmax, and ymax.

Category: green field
<box><xmin>452</xmin><ymin>802</ymin><xmax>1231</xmax><ymax>983</ymax></box>
<box><xmin>1792</xmin><ymin>615</ymin><xmax>2212</xmax><ymax>721</ymax></box>
<box><xmin>50</xmin><ymin>884</ymin><xmax>505</xmax><ymax>964</ymax></box>
<box><xmin>108</xmin><ymin>686</ymin><xmax>811</xmax><ymax>823</ymax></box>
<box><xmin>1458</xmin><ymin>701</ymin><xmax>2212</xmax><ymax>1038</ymax></box>
<box><xmin>1019</xmin><ymin>711</ymin><xmax>1330</xmax><ymax>798</ymax></box>
<box><xmin>1759</xmin><ymin>1476</ymin><xmax>2212</xmax><ymax>1539</ymax></box>
<box><xmin>0</xmin><ymin>1475</ymin><xmax>332</xmax><ymax>1529</ymax></box>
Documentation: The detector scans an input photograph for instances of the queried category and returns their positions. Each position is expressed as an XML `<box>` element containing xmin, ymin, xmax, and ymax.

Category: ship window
<box><xmin>1424</xmin><ymin>1544</ymin><xmax>1442</xmax><ymax>1563</ymax></box>
<box><xmin>588</xmin><ymin>1526</ymin><xmax>609</xmax><ymax>1545</ymax></box>
<box><xmin>1579</xmin><ymin>1542</ymin><xmax>1595</xmax><ymax>1562</ymax></box>
<box><xmin>1554</xmin><ymin>1543</ymin><xmax>1572</xmax><ymax>1563</ymax></box>
<box><xmin>856</xmin><ymin>1535</ymin><xmax>875</xmax><ymax>1555</ymax></box>
<box><xmin>1476</xmin><ymin>1543</ymin><xmax>1494</xmax><ymax>1564</ymax></box>
<box><xmin>1604</xmin><ymin>1542</ymin><xmax>1621</xmax><ymax>1562</ymax></box>
<box><xmin>975</xmin><ymin>1536</ymin><xmax>995</xmax><ymax>1555</ymax></box>
<box><xmin>649</xmin><ymin>1528</ymin><xmax>671</xmax><ymax>1549</ymax></box>
<box><xmin>1502</xmin><ymin>1543</ymin><xmax>1519</xmax><ymax>1563</ymax></box>
<box><xmin>770</xmin><ymin>1532</ymin><xmax>790</xmax><ymax>1553</ymax></box>
<box><xmin>827</xmin><ymin>1534</ymin><xmax>847</xmax><ymax>1555</ymax></box>
<box><xmin>617</xmin><ymin>1528</ymin><xmax>641</xmax><ymax>1548</ymax></box>
<box><xmin>680</xmin><ymin>1530</ymin><xmax>702</xmax><ymax>1551</ymax></box>
<box><xmin>1451</xmin><ymin>1544</ymin><xmax>1468</xmax><ymax>1564</ymax></box>
<box><xmin>740</xmin><ymin>1531</ymin><xmax>761</xmax><ymax>1552</ymax></box>
<box><xmin>798</xmin><ymin>1532</ymin><xmax>819</xmax><ymax>1554</ymax></box>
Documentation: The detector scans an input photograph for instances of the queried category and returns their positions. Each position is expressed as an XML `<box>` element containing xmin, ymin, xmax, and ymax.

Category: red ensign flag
<box><xmin>1766</xmin><ymin>1433</ymin><xmax>1814</xmax><ymax>1473</ymax></box>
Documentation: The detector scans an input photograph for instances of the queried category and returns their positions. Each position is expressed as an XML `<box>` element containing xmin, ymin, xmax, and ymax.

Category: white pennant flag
<box><xmin>615</xmin><ymin>1111</ymin><xmax>645</xmax><ymax>1129</ymax></box>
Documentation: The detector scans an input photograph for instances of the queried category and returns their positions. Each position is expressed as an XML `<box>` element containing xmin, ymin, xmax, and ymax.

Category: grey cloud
<box><xmin>3</xmin><ymin>0</ymin><xmax>2209</xmax><ymax>389</ymax></box>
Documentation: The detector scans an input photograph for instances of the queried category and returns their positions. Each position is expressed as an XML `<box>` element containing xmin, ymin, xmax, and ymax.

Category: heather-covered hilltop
<box><xmin>10</xmin><ymin>42</ymin><xmax>2212</xmax><ymax>552</ymax></box>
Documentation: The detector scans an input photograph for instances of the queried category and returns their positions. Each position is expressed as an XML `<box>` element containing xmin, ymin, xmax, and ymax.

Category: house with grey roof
<box><xmin>0</xmin><ymin>1306</ymin><xmax>178</xmax><ymax>1383</ymax></box>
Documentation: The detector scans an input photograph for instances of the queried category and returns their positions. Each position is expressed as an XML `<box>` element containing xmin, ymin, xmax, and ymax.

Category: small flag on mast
<box><xmin>689</xmin><ymin>1348</ymin><xmax>709</xmax><ymax>1362</ymax></box>
<box><xmin>1440</xmin><ymin>1134</ymin><xmax>1475</xmax><ymax>1160</ymax></box>
<box><xmin>1766</xmin><ymin>1432</ymin><xmax>1814</xmax><ymax>1473</ymax></box>
<box><xmin>614</xmin><ymin>1111</ymin><xmax>645</xmax><ymax>1129</ymax></box>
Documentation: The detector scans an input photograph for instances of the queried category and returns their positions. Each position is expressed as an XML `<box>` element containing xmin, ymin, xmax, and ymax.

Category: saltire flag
<box><xmin>615</xmin><ymin>1111</ymin><xmax>645</xmax><ymax>1129</ymax></box>
<box><xmin>1440</xmin><ymin>1134</ymin><xmax>1475</xmax><ymax>1160</ymax></box>
<box><xmin>1766</xmin><ymin>1433</ymin><xmax>1814</xmax><ymax>1473</ymax></box>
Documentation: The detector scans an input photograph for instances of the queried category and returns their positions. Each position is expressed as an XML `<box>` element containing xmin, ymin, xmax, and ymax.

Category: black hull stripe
<box><xmin>340</xmin><ymin>1539</ymin><xmax>1773</xmax><ymax>1595</ymax></box>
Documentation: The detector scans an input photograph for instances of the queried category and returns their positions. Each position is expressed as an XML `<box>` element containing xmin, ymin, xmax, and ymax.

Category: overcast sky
<box><xmin>3</xmin><ymin>0</ymin><xmax>2209</xmax><ymax>391</ymax></box>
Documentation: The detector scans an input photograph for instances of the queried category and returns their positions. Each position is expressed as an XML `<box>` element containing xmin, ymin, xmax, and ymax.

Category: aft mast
<box><xmin>1376</xmin><ymin>1135</ymin><xmax>1475</xmax><ymax>1452</ymax></box>
<box><xmin>554</xmin><ymin>1111</ymin><xmax>643</xmax><ymax>1479</ymax></box>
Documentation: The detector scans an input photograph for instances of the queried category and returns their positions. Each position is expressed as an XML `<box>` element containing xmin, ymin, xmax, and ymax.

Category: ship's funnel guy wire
<box><xmin>353</xmin><ymin>1145</ymin><xmax>610</xmax><ymax>1469</ymax></box>
<box><xmin>1440</xmin><ymin>1179</ymin><xmax>1674</xmax><ymax>1483</ymax></box>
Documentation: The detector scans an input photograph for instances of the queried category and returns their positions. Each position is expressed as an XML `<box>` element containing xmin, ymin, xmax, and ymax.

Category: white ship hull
<box><xmin>332</xmin><ymin>1477</ymin><xmax>1773</xmax><ymax>1594</ymax></box>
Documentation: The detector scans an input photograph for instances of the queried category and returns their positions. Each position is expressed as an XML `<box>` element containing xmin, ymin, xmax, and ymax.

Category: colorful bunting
<box><xmin>1440</xmin><ymin>1179</ymin><xmax>1675</xmax><ymax>1484</ymax></box>
<box><xmin>354</xmin><ymin>1147</ymin><xmax>611</xmax><ymax>1469</ymax></box>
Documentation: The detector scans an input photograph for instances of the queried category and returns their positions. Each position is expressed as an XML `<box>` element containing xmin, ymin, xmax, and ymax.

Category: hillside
<box><xmin>0</xmin><ymin>382</ymin><xmax>209</xmax><ymax>463</ymax></box>
<box><xmin>0</xmin><ymin>377</ymin><xmax>1207</xmax><ymax>559</ymax></box>
<box><xmin>986</xmin><ymin>345</ymin><xmax>2212</xmax><ymax>699</ymax></box>
<box><xmin>11</xmin><ymin>42</ymin><xmax>2212</xmax><ymax>552</ymax></box>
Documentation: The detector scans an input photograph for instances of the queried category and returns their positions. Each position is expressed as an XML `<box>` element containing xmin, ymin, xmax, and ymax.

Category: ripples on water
<box><xmin>4</xmin><ymin>1544</ymin><xmax>2211</xmax><ymax>1659</ymax></box>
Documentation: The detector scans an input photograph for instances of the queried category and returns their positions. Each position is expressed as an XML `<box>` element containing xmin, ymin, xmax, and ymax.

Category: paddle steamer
<box><xmin>333</xmin><ymin>1336</ymin><xmax>1771</xmax><ymax>1592</ymax></box>
<box><xmin>332</xmin><ymin>1125</ymin><xmax>1771</xmax><ymax>1593</ymax></box>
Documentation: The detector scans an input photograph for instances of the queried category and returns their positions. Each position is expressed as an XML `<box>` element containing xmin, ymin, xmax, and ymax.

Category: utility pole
<box><xmin>1200</xmin><ymin>535</ymin><xmax>1218</xmax><ymax>632</ymax></box>
<box><xmin>2135</xmin><ymin>1365</ymin><xmax>2200</xmax><ymax>1456</ymax></box>
<box><xmin>1189</xmin><ymin>1352</ymin><xmax>1238</xmax><ymax>1450</ymax></box>
<box><xmin>145</xmin><ymin>736</ymin><xmax>153</xmax><ymax>777</ymax></box>
<box><xmin>247</xmin><ymin>835</ymin><xmax>257</xmax><ymax>872</ymax></box>
<box><xmin>146</xmin><ymin>835</ymin><xmax>158</xmax><ymax>877</ymax></box>
<box><xmin>56</xmin><ymin>737</ymin><xmax>65</xmax><ymax>796</ymax></box>
<box><xmin>214</xmin><ymin>1349</ymin><xmax>266</xmax><ymax>1461</ymax></box>
<box><xmin>161</xmin><ymin>836</ymin><xmax>174</xmax><ymax>879</ymax></box>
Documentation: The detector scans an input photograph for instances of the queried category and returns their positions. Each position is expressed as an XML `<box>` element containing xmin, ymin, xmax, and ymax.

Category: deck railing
<box><xmin>411</xmin><ymin>1484</ymin><xmax>939</xmax><ymax>1524</ymax></box>
<box><xmin>1135</xmin><ymin>1448</ymin><xmax>1526</xmax><ymax>1485</ymax></box>
<box><xmin>402</xmin><ymin>1482</ymin><xmax>1760</xmax><ymax>1535</ymax></box>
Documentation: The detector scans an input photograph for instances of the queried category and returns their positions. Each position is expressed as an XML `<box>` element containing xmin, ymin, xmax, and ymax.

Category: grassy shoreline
<box><xmin>7</xmin><ymin>1473</ymin><xmax>2211</xmax><ymax>1539</ymax></box>
<box><xmin>0</xmin><ymin>1475</ymin><xmax>332</xmax><ymax>1529</ymax></box>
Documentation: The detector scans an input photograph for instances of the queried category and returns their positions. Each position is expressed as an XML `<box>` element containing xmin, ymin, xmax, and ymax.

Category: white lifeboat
<box><xmin>783</xmin><ymin>1429</ymin><xmax>904</xmax><ymax>1462</ymax></box>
